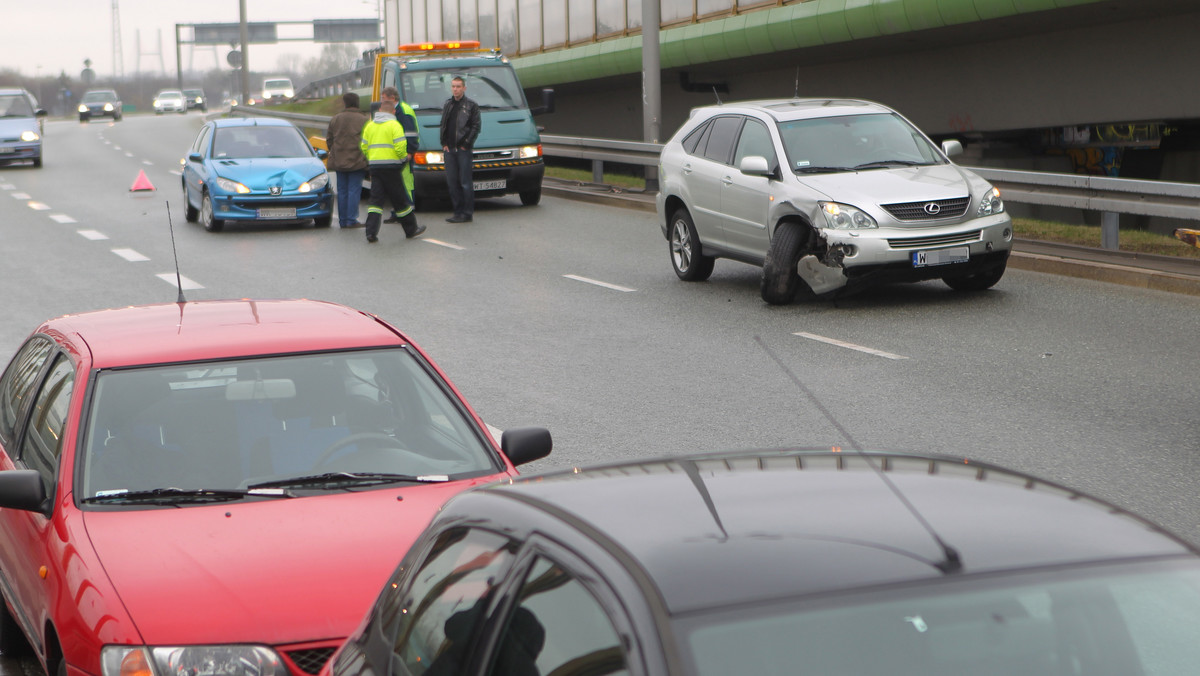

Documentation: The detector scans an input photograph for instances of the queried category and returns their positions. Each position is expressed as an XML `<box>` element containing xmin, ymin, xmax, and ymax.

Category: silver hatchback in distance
<box><xmin>656</xmin><ymin>99</ymin><xmax>1013</xmax><ymax>304</ymax></box>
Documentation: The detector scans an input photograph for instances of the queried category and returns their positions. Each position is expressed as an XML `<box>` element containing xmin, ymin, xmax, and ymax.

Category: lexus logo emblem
<box><xmin>923</xmin><ymin>202</ymin><xmax>941</xmax><ymax>215</ymax></box>
<box><xmin>270</xmin><ymin>186</ymin><xmax>282</xmax><ymax>196</ymax></box>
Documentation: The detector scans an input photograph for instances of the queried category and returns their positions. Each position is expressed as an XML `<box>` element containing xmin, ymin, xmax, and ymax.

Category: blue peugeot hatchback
<box><xmin>0</xmin><ymin>88</ymin><xmax>47</xmax><ymax>168</ymax></box>
<box><xmin>182</xmin><ymin>117</ymin><xmax>333</xmax><ymax>232</ymax></box>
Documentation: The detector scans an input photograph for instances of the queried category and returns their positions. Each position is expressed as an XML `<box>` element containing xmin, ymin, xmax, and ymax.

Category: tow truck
<box><xmin>370</xmin><ymin>41</ymin><xmax>554</xmax><ymax>207</ymax></box>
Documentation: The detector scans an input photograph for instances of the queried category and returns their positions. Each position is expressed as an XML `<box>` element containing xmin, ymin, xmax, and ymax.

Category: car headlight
<box><xmin>78</xmin><ymin>104</ymin><xmax>88</xmax><ymax>113</ymax></box>
<box><xmin>518</xmin><ymin>144</ymin><xmax>541</xmax><ymax>159</ymax></box>
<box><xmin>215</xmin><ymin>177</ymin><xmax>251</xmax><ymax>194</ymax></box>
<box><xmin>101</xmin><ymin>645</ymin><xmax>285</xmax><ymax>676</ymax></box>
<box><xmin>104</xmin><ymin>103</ymin><xmax>114</xmax><ymax>111</ymax></box>
<box><xmin>820</xmin><ymin>202</ymin><xmax>878</xmax><ymax>230</ymax></box>
<box><xmin>417</xmin><ymin>150</ymin><xmax>443</xmax><ymax>166</ymax></box>
<box><xmin>299</xmin><ymin>173</ymin><xmax>328</xmax><ymax>192</ymax></box>
<box><xmin>20</xmin><ymin>131</ymin><xmax>39</xmax><ymax>142</ymax></box>
<box><xmin>977</xmin><ymin>186</ymin><xmax>1005</xmax><ymax>216</ymax></box>
<box><xmin>153</xmin><ymin>100</ymin><xmax>161</xmax><ymax>107</ymax></box>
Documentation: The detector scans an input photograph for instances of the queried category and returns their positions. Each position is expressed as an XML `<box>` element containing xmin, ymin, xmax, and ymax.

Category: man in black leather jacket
<box><xmin>439</xmin><ymin>76</ymin><xmax>481</xmax><ymax>223</ymax></box>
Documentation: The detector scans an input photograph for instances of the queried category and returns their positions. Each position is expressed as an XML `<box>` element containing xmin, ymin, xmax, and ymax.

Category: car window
<box><xmin>0</xmin><ymin>337</ymin><xmax>54</xmax><ymax>447</ymax></box>
<box><xmin>390</xmin><ymin>527</ymin><xmax>519</xmax><ymax>675</ymax></box>
<box><xmin>0</xmin><ymin>93</ymin><xmax>34</xmax><ymax>117</ymax></box>
<box><xmin>680</xmin><ymin>121</ymin><xmax>709</xmax><ymax>154</ymax></box>
<box><xmin>487</xmin><ymin>556</ymin><xmax>630</xmax><ymax>676</ymax></box>
<box><xmin>212</xmin><ymin>125</ymin><xmax>312</xmax><ymax>159</ymax></box>
<box><xmin>19</xmin><ymin>355</ymin><xmax>74</xmax><ymax>499</ymax></box>
<box><xmin>779</xmin><ymin>112</ymin><xmax>941</xmax><ymax>172</ymax></box>
<box><xmin>192</xmin><ymin>126</ymin><xmax>212</xmax><ymax>156</ymax></box>
<box><xmin>701</xmin><ymin>116</ymin><xmax>742</xmax><ymax>164</ymax></box>
<box><xmin>733</xmin><ymin>118</ymin><xmax>776</xmax><ymax>169</ymax></box>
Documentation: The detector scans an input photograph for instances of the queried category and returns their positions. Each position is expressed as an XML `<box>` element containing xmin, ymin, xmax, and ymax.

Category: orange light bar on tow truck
<box><xmin>398</xmin><ymin>40</ymin><xmax>481</xmax><ymax>53</ymax></box>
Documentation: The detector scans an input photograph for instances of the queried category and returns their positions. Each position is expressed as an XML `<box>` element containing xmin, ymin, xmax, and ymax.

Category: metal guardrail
<box><xmin>224</xmin><ymin>107</ymin><xmax>1199</xmax><ymax>250</ymax></box>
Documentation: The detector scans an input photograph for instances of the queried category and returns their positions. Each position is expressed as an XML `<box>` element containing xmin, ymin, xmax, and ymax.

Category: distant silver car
<box><xmin>153</xmin><ymin>89</ymin><xmax>187</xmax><ymax>114</ymax></box>
<box><xmin>656</xmin><ymin>99</ymin><xmax>1013</xmax><ymax>304</ymax></box>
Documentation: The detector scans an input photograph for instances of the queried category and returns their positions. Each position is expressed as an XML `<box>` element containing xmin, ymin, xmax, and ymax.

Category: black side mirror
<box><xmin>0</xmin><ymin>470</ymin><xmax>47</xmax><ymax>514</ymax></box>
<box><xmin>188</xmin><ymin>153</ymin><xmax>202</xmax><ymax>163</ymax></box>
<box><xmin>501</xmin><ymin>427</ymin><xmax>552</xmax><ymax>467</ymax></box>
<box><xmin>531</xmin><ymin>88</ymin><xmax>555</xmax><ymax>116</ymax></box>
<box><xmin>35</xmin><ymin>109</ymin><xmax>48</xmax><ymax>117</ymax></box>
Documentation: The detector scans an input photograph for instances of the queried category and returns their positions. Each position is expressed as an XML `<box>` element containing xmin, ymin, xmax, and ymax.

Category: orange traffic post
<box><xmin>130</xmin><ymin>170</ymin><xmax>156</xmax><ymax>192</ymax></box>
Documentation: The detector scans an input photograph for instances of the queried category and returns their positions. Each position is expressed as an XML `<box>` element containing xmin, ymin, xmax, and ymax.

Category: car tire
<box><xmin>183</xmin><ymin>183</ymin><xmax>199</xmax><ymax>223</ymax></box>
<box><xmin>669</xmin><ymin>208</ymin><xmax>715</xmax><ymax>282</ymax></box>
<box><xmin>943</xmin><ymin>261</ymin><xmax>1006</xmax><ymax>291</ymax></box>
<box><xmin>33</xmin><ymin>156</ymin><xmax>42</xmax><ymax>168</ymax></box>
<box><xmin>79</xmin><ymin>115</ymin><xmax>87</xmax><ymax>123</ymax></box>
<box><xmin>519</xmin><ymin>189</ymin><xmax>541</xmax><ymax>206</ymax></box>
<box><xmin>760</xmin><ymin>222</ymin><xmax>810</xmax><ymax>305</ymax></box>
<box><xmin>314</xmin><ymin>215</ymin><xmax>332</xmax><ymax>228</ymax></box>
<box><xmin>200</xmin><ymin>193</ymin><xmax>225</xmax><ymax>232</ymax></box>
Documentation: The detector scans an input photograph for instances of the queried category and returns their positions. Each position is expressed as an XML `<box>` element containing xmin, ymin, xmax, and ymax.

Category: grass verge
<box><xmin>1013</xmin><ymin>218</ymin><xmax>1200</xmax><ymax>259</ymax></box>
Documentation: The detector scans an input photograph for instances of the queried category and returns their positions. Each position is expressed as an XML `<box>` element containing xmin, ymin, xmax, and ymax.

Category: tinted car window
<box><xmin>391</xmin><ymin>528</ymin><xmax>518</xmax><ymax>675</ymax></box>
<box><xmin>733</xmin><ymin>118</ymin><xmax>777</xmax><ymax>169</ymax></box>
<box><xmin>487</xmin><ymin>556</ymin><xmax>629</xmax><ymax>676</ymax></box>
<box><xmin>0</xmin><ymin>338</ymin><xmax>53</xmax><ymax>445</ymax></box>
<box><xmin>701</xmin><ymin>116</ymin><xmax>742</xmax><ymax>164</ymax></box>
<box><xmin>681</xmin><ymin>121</ymin><xmax>710</xmax><ymax>154</ymax></box>
<box><xmin>20</xmin><ymin>355</ymin><xmax>74</xmax><ymax>498</ymax></box>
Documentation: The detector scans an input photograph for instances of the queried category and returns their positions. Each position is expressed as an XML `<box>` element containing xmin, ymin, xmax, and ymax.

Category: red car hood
<box><xmin>81</xmin><ymin>478</ymin><xmax>501</xmax><ymax>646</ymax></box>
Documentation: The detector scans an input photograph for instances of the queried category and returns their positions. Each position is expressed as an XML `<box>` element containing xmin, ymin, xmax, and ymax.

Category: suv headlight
<box><xmin>518</xmin><ymin>144</ymin><xmax>541</xmax><ymax>159</ymax></box>
<box><xmin>299</xmin><ymin>173</ymin><xmax>328</xmax><ymax>192</ymax></box>
<box><xmin>820</xmin><ymin>202</ymin><xmax>877</xmax><ymax>230</ymax></box>
<box><xmin>216</xmin><ymin>177</ymin><xmax>251</xmax><ymax>194</ymax></box>
<box><xmin>977</xmin><ymin>186</ymin><xmax>1004</xmax><ymax>216</ymax></box>
<box><xmin>417</xmin><ymin>150</ymin><xmax>444</xmax><ymax>166</ymax></box>
<box><xmin>102</xmin><ymin>645</ymin><xmax>285</xmax><ymax>676</ymax></box>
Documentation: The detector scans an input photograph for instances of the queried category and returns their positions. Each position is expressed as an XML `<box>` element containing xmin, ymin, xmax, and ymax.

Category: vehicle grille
<box><xmin>286</xmin><ymin>648</ymin><xmax>336</xmax><ymax>675</ymax></box>
<box><xmin>888</xmin><ymin>231</ymin><xmax>981</xmax><ymax>249</ymax></box>
<box><xmin>882</xmin><ymin>196</ymin><xmax>970</xmax><ymax>221</ymax></box>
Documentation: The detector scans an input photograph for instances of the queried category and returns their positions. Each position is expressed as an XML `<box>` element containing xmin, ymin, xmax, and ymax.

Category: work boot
<box><xmin>402</xmin><ymin>213</ymin><xmax>425</xmax><ymax>239</ymax></box>
<box><xmin>364</xmin><ymin>212</ymin><xmax>382</xmax><ymax>243</ymax></box>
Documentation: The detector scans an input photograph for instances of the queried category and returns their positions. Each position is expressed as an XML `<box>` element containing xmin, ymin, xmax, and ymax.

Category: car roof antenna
<box><xmin>713</xmin><ymin>85</ymin><xmax>723</xmax><ymax>105</ymax></box>
<box><xmin>794</xmin><ymin>67</ymin><xmax>800</xmax><ymax>98</ymax></box>
<box><xmin>165</xmin><ymin>202</ymin><xmax>187</xmax><ymax>304</ymax></box>
<box><xmin>753</xmin><ymin>335</ymin><xmax>963</xmax><ymax>575</ymax></box>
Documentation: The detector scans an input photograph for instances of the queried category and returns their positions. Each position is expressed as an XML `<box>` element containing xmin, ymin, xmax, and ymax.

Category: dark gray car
<box><xmin>657</xmin><ymin>99</ymin><xmax>1013</xmax><ymax>304</ymax></box>
<box><xmin>78</xmin><ymin>89</ymin><xmax>123</xmax><ymax>122</ymax></box>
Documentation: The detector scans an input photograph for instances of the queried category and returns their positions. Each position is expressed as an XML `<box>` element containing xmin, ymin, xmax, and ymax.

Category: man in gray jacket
<box><xmin>325</xmin><ymin>92</ymin><xmax>370</xmax><ymax>228</ymax></box>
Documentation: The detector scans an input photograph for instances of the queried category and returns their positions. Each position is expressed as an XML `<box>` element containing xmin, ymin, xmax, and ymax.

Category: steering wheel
<box><xmin>312</xmin><ymin>432</ymin><xmax>415</xmax><ymax>471</ymax></box>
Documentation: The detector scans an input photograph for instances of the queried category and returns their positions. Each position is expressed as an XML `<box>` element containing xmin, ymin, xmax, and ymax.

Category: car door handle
<box><xmin>682</xmin><ymin>163</ymin><xmax>693</xmax><ymax>174</ymax></box>
<box><xmin>721</xmin><ymin>176</ymin><xmax>733</xmax><ymax>185</ymax></box>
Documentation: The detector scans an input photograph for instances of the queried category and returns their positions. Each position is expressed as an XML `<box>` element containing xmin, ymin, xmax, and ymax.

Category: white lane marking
<box><xmin>50</xmin><ymin>214</ymin><xmax>77</xmax><ymax>223</ymax></box>
<box><xmin>0</xmin><ymin>183</ymin><xmax>15</xmax><ymax>190</ymax></box>
<box><xmin>563</xmin><ymin>274</ymin><xmax>636</xmax><ymax>293</ymax></box>
<box><xmin>11</xmin><ymin>192</ymin><xmax>30</xmax><ymax>199</ymax></box>
<box><xmin>28</xmin><ymin>202</ymin><xmax>50</xmax><ymax>211</ymax></box>
<box><xmin>113</xmin><ymin>146</ymin><xmax>121</xmax><ymax>150</ymax></box>
<box><xmin>423</xmin><ymin>238</ymin><xmax>465</xmax><ymax>250</ymax></box>
<box><xmin>142</xmin><ymin>160</ymin><xmax>153</xmax><ymax>166</ymax></box>
<box><xmin>113</xmin><ymin>248</ymin><xmax>150</xmax><ymax>262</ymax></box>
<box><xmin>124</xmin><ymin>152</ymin><xmax>134</xmax><ymax>158</ymax></box>
<box><xmin>78</xmin><ymin>230</ymin><xmax>109</xmax><ymax>240</ymax></box>
<box><xmin>169</xmin><ymin>170</ymin><xmax>182</xmax><ymax>176</ymax></box>
<box><xmin>793</xmin><ymin>332</ymin><xmax>909</xmax><ymax>360</ymax></box>
<box><xmin>156</xmin><ymin>273</ymin><xmax>204</xmax><ymax>290</ymax></box>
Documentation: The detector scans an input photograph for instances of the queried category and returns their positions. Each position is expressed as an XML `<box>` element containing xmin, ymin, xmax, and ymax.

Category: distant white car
<box><xmin>153</xmin><ymin>89</ymin><xmax>187</xmax><ymax>114</ymax></box>
<box><xmin>262</xmin><ymin>78</ymin><xmax>294</xmax><ymax>103</ymax></box>
<box><xmin>656</xmin><ymin>99</ymin><xmax>1013</xmax><ymax>304</ymax></box>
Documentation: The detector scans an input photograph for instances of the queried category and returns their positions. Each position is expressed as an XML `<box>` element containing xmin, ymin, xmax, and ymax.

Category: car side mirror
<box><xmin>531</xmin><ymin>88</ymin><xmax>555</xmax><ymax>116</ymax></box>
<box><xmin>739</xmin><ymin>155</ymin><xmax>773</xmax><ymax>177</ymax></box>
<box><xmin>188</xmin><ymin>153</ymin><xmax>202</xmax><ymax>163</ymax></box>
<box><xmin>941</xmin><ymin>139</ymin><xmax>963</xmax><ymax>158</ymax></box>
<box><xmin>35</xmin><ymin>109</ymin><xmax>48</xmax><ymax>117</ymax></box>
<box><xmin>316</xmin><ymin>148</ymin><xmax>328</xmax><ymax>160</ymax></box>
<box><xmin>501</xmin><ymin>427</ymin><xmax>552</xmax><ymax>467</ymax></box>
<box><xmin>0</xmin><ymin>470</ymin><xmax>47</xmax><ymax>513</ymax></box>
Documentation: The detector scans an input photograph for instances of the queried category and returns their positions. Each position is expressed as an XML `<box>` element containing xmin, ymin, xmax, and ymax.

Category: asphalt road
<box><xmin>3</xmin><ymin>113</ymin><xmax>1199</xmax><ymax>556</ymax></box>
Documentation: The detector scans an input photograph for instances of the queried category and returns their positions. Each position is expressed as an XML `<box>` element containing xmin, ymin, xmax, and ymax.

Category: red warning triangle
<box><xmin>130</xmin><ymin>169</ymin><xmax>156</xmax><ymax>192</ymax></box>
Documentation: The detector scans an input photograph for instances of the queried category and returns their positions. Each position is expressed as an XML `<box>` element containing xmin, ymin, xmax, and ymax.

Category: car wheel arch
<box><xmin>660</xmin><ymin>195</ymin><xmax>689</xmax><ymax>235</ymax></box>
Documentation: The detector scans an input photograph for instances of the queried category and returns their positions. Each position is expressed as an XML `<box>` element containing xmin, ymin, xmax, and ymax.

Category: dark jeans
<box><xmin>444</xmin><ymin>148</ymin><xmax>474</xmax><ymax>218</ymax></box>
<box><xmin>335</xmin><ymin>170</ymin><xmax>365</xmax><ymax>226</ymax></box>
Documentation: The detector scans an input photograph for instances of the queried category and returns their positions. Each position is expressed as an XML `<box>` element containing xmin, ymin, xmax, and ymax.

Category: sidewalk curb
<box><xmin>1008</xmin><ymin>250</ymin><xmax>1200</xmax><ymax>296</ymax></box>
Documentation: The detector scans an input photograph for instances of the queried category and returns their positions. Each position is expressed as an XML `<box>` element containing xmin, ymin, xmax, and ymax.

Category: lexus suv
<box><xmin>656</xmin><ymin>99</ymin><xmax>1012</xmax><ymax>304</ymax></box>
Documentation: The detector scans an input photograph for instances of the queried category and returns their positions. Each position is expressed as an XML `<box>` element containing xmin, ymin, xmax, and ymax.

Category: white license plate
<box><xmin>0</xmin><ymin>147</ymin><xmax>14</xmax><ymax>154</ymax></box>
<box><xmin>258</xmin><ymin>207</ymin><xmax>296</xmax><ymax>219</ymax></box>
<box><xmin>913</xmin><ymin>246</ymin><xmax>970</xmax><ymax>267</ymax></box>
<box><xmin>473</xmin><ymin>179</ymin><xmax>506</xmax><ymax>191</ymax></box>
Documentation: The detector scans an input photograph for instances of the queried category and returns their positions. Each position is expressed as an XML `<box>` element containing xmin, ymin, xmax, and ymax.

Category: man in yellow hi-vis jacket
<box><xmin>360</xmin><ymin>86</ymin><xmax>425</xmax><ymax>244</ymax></box>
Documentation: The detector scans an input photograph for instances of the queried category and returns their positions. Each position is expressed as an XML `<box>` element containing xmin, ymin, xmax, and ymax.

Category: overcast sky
<box><xmin>3</xmin><ymin>0</ymin><xmax>382</xmax><ymax>80</ymax></box>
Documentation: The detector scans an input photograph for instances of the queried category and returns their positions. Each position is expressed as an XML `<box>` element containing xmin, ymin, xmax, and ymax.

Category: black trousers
<box><xmin>365</xmin><ymin>165</ymin><xmax>416</xmax><ymax>239</ymax></box>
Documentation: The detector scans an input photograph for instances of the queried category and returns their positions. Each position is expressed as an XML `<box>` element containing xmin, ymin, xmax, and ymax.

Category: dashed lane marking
<box><xmin>11</xmin><ymin>192</ymin><xmax>30</xmax><ymax>199</ymax></box>
<box><xmin>155</xmin><ymin>273</ymin><xmax>204</xmax><ymax>290</ymax></box>
<box><xmin>142</xmin><ymin>160</ymin><xmax>153</xmax><ymax>166</ymax></box>
<box><xmin>423</xmin><ymin>238</ymin><xmax>465</xmax><ymax>250</ymax></box>
<box><xmin>793</xmin><ymin>332</ymin><xmax>909</xmax><ymax>360</ymax></box>
<box><xmin>563</xmin><ymin>274</ymin><xmax>636</xmax><ymax>293</ymax></box>
<box><xmin>50</xmin><ymin>214</ymin><xmax>77</xmax><ymax>224</ymax></box>
<box><xmin>28</xmin><ymin>202</ymin><xmax>50</xmax><ymax>210</ymax></box>
<box><xmin>113</xmin><ymin>248</ymin><xmax>150</xmax><ymax>262</ymax></box>
<box><xmin>78</xmin><ymin>230</ymin><xmax>109</xmax><ymax>240</ymax></box>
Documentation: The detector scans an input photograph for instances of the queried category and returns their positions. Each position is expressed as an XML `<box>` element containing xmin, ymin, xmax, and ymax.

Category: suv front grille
<box><xmin>888</xmin><ymin>231</ymin><xmax>981</xmax><ymax>249</ymax></box>
<box><xmin>286</xmin><ymin>648</ymin><xmax>336</xmax><ymax>675</ymax></box>
<box><xmin>882</xmin><ymin>196</ymin><xmax>970</xmax><ymax>221</ymax></box>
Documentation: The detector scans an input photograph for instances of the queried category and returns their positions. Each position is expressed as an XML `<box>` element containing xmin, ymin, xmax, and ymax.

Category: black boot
<box><xmin>402</xmin><ymin>213</ymin><xmax>426</xmax><ymax>239</ymax></box>
<box><xmin>364</xmin><ymin>212</ymin><xmax>381</xmax><ymax>243</ymax></box>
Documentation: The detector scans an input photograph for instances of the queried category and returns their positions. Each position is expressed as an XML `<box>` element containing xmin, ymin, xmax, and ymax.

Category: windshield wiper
<box><xmin>852</xmin><ymin>160</ymin><xmax>930</xmax><ymax>170</ymax></box>
<box><xmin>794</xmin><ymin>166</ymin><xmax>854</xmax><ymax>174</ymax></box>
<box><xmin>81</xmin><ymin>487</ymin><xmax>291</xmax><ymax>505</ymax></box>
<box><xmin>246</xmin><ymin>472</ymin><xmax>449</xmax><ymax>490</ymax></box>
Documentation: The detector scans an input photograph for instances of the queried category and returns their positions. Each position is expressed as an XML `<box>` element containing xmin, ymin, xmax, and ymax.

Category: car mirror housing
<box><xmin>188</xmin><ymin>153</ymin><xmax>203</xmax><ymax>163</ymax></box>
<box><xmin>501</xmin><ymin>427</ymin><xmax>552</xmax><ymax>466</ymax></box>
<box><xmin>941</xmin><ymin>139</ymin><xmax>963</xmax><ymax>158</ymax></box>
<box><xmin>0</xmin><ymin>470</ymin><xmax>47</xmax><ymax>513</ymax></box>
<box><xmin>316</xmin><ymin>148</ymin><xmax>329</xmax><ymax>160</ymax></box>
<box><xmin>739</xmin><ymin>155</ymin><xmax>772</xmax><ymax>177</ymax></box>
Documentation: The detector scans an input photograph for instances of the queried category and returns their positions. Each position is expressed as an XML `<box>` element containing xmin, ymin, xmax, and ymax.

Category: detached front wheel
<box><xmin>669</xmin><ymin>208</ymin><xmax>714</xmax><ymax>281</ymax></box>
<box><xmin>760</xmin><ymin>222</ymin><xmax>810</xmax><ymax>305</ymax></box>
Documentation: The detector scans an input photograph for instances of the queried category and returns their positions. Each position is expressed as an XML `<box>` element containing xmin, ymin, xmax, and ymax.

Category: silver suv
<box><xmin>656</xmin><ymin>99</ymin><xmax>1013</xmax><ymax>304</ymax></box>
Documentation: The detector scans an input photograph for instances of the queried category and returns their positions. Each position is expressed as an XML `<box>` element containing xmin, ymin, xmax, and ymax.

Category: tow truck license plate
<box><xmin>913</xmin><ymin>246</ymin><xmax>969</xmax><ymax>267</ymax></box>
<box><xmin>473</xmin><ymin>179</ymin><xmax>506</xmax><ymax>191</ymax></box>
<box><xmin>258</xmin><ymin>207</ymin><xmax>296</xmax><ymax>219</ymax></box>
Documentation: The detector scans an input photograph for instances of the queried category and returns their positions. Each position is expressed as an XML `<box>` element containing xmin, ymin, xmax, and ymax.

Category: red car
<box><xmin>0</xmin><ymin>299</ymin><xmax>551</xmax><ymax>676</ymax></box>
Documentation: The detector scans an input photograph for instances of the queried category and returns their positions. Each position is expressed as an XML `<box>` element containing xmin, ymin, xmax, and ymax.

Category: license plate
<box><xmin>0</xmin><ymin>147</ymin><xmax>14</xmax><ymax>154</ymax></box>
<box><xmin>913</xmin><ymin>246</ymin><xmax>970</xmax><ymax>267</ymax></box>
<box><xmin>473</xmin><ymin>179</ymin><xmax>506</xmax><ymax>191</ymax></box>
<box><xmin>258</xmin><ymin>207</ymin><xmax>296</xmax><ymax>219</ymax></box>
